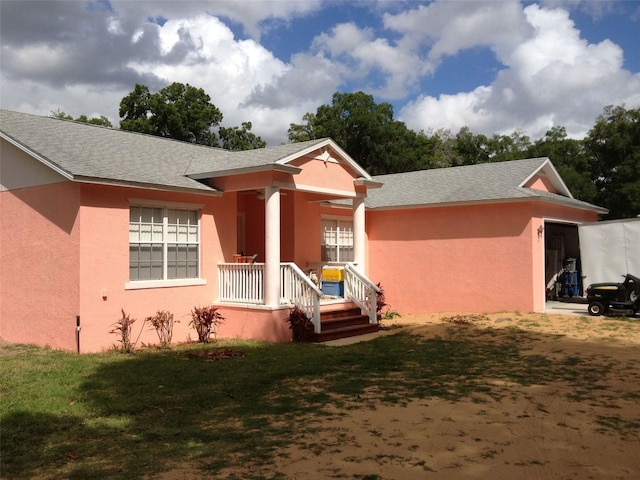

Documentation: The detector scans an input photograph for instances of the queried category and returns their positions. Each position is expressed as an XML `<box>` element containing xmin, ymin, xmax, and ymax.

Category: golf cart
<box><xmin>586</xmin><ymin>273</ymin><xmax>640</xmax><ymax>317</ymax></box>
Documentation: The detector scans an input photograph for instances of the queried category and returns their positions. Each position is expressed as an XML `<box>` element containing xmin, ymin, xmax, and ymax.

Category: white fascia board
<box><xmin>275</xmin><ymin>138</ymin><xmax>373</xmax><ymax>181</ymax></box>
<box><xmin>275</xmin><ymin>181</ymin><xmax>358</xmax><ymax>198</ymax></box>
<box><xmin>520</xmin><ymin>157</ymin><xmax>573</xmax><ymax>198</ymax></box>
<box><xmin>355</xmin><ymin>178</ymin><xmax>384</xmax><ymax>189</ymax></box>
<box><xmin>187</xmin><ymin>163</ymin><xmax>301</xmax><ymax>180</ymax></box>
<box><xmin>1</xmin><ymin>132</ymin><xmax>74</xmax><ymax>180</ymax></box>
<box><xmin>368</xmin><ymin>195</ymin><xmax>607</xmax><ymax>213</ymax></box>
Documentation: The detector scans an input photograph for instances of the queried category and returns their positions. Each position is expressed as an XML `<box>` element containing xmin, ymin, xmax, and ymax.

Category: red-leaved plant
<box><xmin>190</xmin><ymin>306</ymin><xmax>224</xmax><ymax>343</ymax></box>
<box><xmin>376</xmin><ymin>282</ymin><xmax>387</xmax><ymax>314</ymax></box>
<box><xmin>110</xmin><ymin>309</ymin><xmax>141</xmax><ymax>353</ymax></box>
<box><xmin>286</xmin><ymin>307</ymin><xmax>314</xmax><ymax>342</ymax></box>
<box><xmin>146</xmin><ymin>310</ymin><xmax>177</xmax><ymax>348</ymax></box>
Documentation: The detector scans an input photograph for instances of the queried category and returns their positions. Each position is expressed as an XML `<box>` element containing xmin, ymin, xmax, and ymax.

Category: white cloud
<box><xmin>1</xmin><ymin>0</ymin><xmax>638</xmax><ymax>147</ymax></box>
<box><xmin>310</xmin><ymin>22</ymin><xmax>424</xmax><ymax>98</ymax></box>
<box><xmin>399</xmin><ymin>3</ymin><xmax>640</xmax><ymax>140</ymax></box>
<box><xmin>383</xmin><ymin>0</ymin><xmax>529</xmax><ymax>63</ymax></box>
<box><xmin>110</xmin><ymin>0</ymin><xmax>323</xmax><ymax>39</ymax></box>
<box><xmin>125</xmin><ymin>14</ymin><xmax>297</xmax><ymax>141</ymax></box>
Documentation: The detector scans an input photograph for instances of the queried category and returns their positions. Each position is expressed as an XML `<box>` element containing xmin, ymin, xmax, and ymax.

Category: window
<box><xmin>129</xmin><ymin>206</ymin><xmax>199</xmax><ymax>281</ymax></box>
<box><xmin>321</xmin><ymin>219</ymin><xmax>353</xmax><ymax>262</ymax></box>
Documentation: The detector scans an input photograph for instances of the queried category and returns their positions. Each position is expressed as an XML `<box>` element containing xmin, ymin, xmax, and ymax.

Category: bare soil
<box><xmin>265</xmin><ymin>312</ymin><xmax>640</xmax><ymax>479</ymax></box>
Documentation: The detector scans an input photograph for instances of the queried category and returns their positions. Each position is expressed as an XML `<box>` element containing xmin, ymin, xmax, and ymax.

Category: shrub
<box><xmin>375</xmin><ymin>282</ymin><xmax>387</xmax><ymax>314</ymax></box>
<box><xmin>375</xmin><ymin>283</ymin><xmax>401</xmax><ymax>322</ymax></box>
<box><xmin>190</xmin><ymin>306</ymin><xmax>224</xmax><ymax>343</ymax></box>
<box><xmin>286</xmin><ymin>307</ymin><xmax>314</xmax><ymax>342</ymax></box>
<box><xmin>146</xmin><ymin>310</ymin><xmax>177</xmax><ymax>348</ymax></box>
<box><xmin>110</xmin><ymin>309</ymin><xmax>141</xmax><ymax>353</ymax></box>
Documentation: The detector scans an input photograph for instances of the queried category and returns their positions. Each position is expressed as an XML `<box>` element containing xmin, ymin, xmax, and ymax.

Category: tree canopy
<box><xmin>218</xmin><ymin>122</ymin><xmax>266</xmax><ymax>151</ymax></box>
<box><xmin>51</xmin><ymin>109</ymin><xmax>112</xmax><ymax>127</ymax></box>
<box><xmin>119</xmin><ymin>82</ymin><xmax>223</xmax><ymax>146</ymax></box>
<box><xmin>289</xmin><ymin>91</ymin><xmax>419</xmax><ymax>174</ymax></box>
<box><xmin>586</xmin><ymin>105</ymin><xmax>640</xmax><ymax>219</ymax></box>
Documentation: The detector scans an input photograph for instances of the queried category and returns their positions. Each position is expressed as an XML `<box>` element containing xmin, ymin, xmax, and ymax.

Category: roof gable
<box><xmin>520</xmin><ymin>157</ymin><xmax>572</xmax><ymax>197</ymax></box>
<box><xmin>185</xmin><ymin>138</ymin><xmax>372</xmax><ymax>182</ymax></box>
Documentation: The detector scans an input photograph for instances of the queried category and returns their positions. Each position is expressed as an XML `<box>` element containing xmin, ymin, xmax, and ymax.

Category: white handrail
<box><xmin>344</xmin><ymin>263</ymin><xmax>380</xmax><ymax>324</ymax></box>
<box><xmin>218</xmin><ymin>263</ymin><xmax>264</xmax><ymax>304</ymax></box>
<box><xmin>280</xmin><ymin>263</ymin><xmax>322</xmax><ymax>333</ymax></box>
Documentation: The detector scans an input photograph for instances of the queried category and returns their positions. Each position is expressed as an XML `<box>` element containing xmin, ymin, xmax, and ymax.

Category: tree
<box><xmin>287</xmin><ymin>113</ymin><xmax>316</xmax><ymax>143</ymax></box>
<box><xmin>585</xmin><ymin>105</ymin><xmax>640</xmax><ymax>219</ymax></box>
<box><xmin>485</xmin><ymin>130</ymin><xmax>531</xmax><ymax>162</ymax></box>
<box><xmin>50</xmin><ymin>109</ymin><xmax>113</xmax><ymax>128</ymax></box>
<box><xmin>289</xmin><ymin>91</ymin><xmax>420</xmax><ymax>174</ymax></box>
<box><xmin>219</xmin><ymin>122</ymin><xmax>266</xmax><ymax>151</ymax></box>
<box><xmin>454</xmin><ymin>127</ymin><xmax>489</xmax><ymax>165</ymax></box>
<box><xmin>119</xmin><ymin>82</ymin><xmax>223</xmax><ymax>146</ymax></box>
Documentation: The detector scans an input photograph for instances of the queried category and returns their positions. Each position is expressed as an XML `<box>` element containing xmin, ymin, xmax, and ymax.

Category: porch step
<box><xmin>311</xmin><ymin>303</ymin><xmax>379</xmax><ymax>342</ymax></box>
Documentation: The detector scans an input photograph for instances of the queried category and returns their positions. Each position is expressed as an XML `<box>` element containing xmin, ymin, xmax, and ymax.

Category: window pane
<box><xmin>340</xmin><ymin>246</ymin><xmax>354</xmax><ymax>262</ymax></box>
<box><xmin>188</xmin><ymin>226</ymin><xmax>198</xmax><ymax>242</ymax></box>
<box><xmin>178</xmin><ymin>225</ymin><xmax>188</xmax><ymax>243</ymax></box>
<box><xmin>322</xmin><ymin>245</ymin><xmax>337</xmax><ymax>262</ymax></box>
<box><xmin>167</xmin><ymin>224</ymin><xmax>177</xmax><ymax>242</ymax></box>
<box><xmin>167</xmin><ymin>245</ymin><xmax>198</xmax><ymax>279</ymax></box>
<box><xmin>129</xmin><ymin>224</ymin><xmax>140</xmax><ymax>242</ymax></box>
<box><xmin>130</xmin><ymin>206</ymin><xmax>141</xmax><ymax>223</ymax></box>
<box><xmin>152</xmin><ymin>224</ymin><xmax>163</xmax><ymax>242</ymax></box>
<box><xmin>129</xmin><ymin>244</ymin><xmax>163</xmax><ymax>280</ymax></box>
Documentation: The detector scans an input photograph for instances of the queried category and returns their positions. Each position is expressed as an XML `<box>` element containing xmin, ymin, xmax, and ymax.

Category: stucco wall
<box><xmin>367</xmin><ymin>203</ymin><xmax>538</xmax><ymax>314</ymax></box>
<box><xmin>0</xmin><ymin>181</ymin><xmax>81</xmax><ymax>349</ymax></box>
<box><xmin>290</xmin><ymin>155</ymin><xmax>360</xmax><ymax>195</ymax></box>
<box><xmin>75</xmin><ymin>184</ymin><xmax>236</xmax><ymax>352</ymax></box>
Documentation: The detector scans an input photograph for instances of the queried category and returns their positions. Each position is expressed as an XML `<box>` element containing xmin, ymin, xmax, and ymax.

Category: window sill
<box><xmin>125</xmin><ymin>278</ymin><xmax>207</xmax><ymax>290</ymax></box>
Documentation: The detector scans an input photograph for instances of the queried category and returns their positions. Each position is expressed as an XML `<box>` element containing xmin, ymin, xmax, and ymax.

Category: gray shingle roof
<box><xmin>1</xmin><ymin>110</ymin><xmax>606</xmax><ymax>214</ymax></box>
<box><xmin>367</xmin><ymin>158</ymin><xmax>607</xmax><ymax>213</ymax></box>
<box><xmin>0</xmin><ymin>110</ymin><xmax>335</xmax><ymax>193</ymax></box>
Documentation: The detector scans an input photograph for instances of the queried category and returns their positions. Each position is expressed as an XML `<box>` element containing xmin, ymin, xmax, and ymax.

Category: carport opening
<box><xmin>544</xmin><ymin>222</ymin><xmax>582</xmax><ymax>300</ymax></box>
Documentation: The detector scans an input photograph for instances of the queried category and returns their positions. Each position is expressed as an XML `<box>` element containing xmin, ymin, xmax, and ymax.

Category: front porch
<box><xmin>217</xmin><ymin>261</ymin><xmax>380</xmax><ymax>341</ymax></box>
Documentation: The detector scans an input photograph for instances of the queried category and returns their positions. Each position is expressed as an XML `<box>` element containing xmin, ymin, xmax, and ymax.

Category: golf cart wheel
<box><xmin>588</xmin><ymin>302</ymin><xmax>605</xmax><ymax>316</ymax></box>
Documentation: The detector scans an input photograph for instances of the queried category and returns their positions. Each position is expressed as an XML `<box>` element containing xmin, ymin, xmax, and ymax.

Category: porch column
<box><xmin>353</xmin><ymin>196</ymin><xmax>366</xmax><ymax>271</ymax></box>
<box><xmin>264</xmin><ymin>186</ymin><xmax>281</xmax><ymax>307</ymax></box>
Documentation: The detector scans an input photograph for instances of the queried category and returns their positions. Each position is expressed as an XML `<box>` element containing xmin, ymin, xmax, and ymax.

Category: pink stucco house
<box><xmin>0</xmin><ymin>110</ymin><xmax>606</xmax><ymax>352</ymax></box>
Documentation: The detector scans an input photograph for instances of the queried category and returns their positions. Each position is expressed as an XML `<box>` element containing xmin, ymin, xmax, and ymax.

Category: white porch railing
<box><xmin>218</xmin><ymin>263</ymin><xmax>264</xmax><ymax>304</ymax></box>
<box><xmin>217</xmin><ymin>262</ymin><xmax>322</xmax><ymax>333</ymax></box>
<box><xmin>280</xmin><ymin>263</ymin><xmax>322</xmax><ymax>333</ymax></box>
<box><xmin>344</xmin><ymin>262</ymin><xmax>380</xmax><ymax>324</ymax></box>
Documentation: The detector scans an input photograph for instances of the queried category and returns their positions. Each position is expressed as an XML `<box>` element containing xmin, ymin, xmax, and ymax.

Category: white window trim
<box><xmin>128</xmin><ymin>203</ymin><xmax>204</xmax><ymax>287</ymax></box>
<box><xmin>128</xmin><ymin>198</ymin><xmax>205</xmax><ymax>210</ymax></box>
<box><xmin>125</xmin><ymin>278</ymin><xmax>207</xmax><ymax>290</ymax></box>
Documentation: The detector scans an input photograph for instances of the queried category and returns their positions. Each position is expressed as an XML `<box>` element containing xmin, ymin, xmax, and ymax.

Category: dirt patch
<box><xmin>269</xmin><ymin>312</ymin><xmax>640</xmax><ymax>479</ymax></box>
<box><xmin>184</xmin><ymin>347</ymin><xmax>246</xmax><ymax>361</ymax></box>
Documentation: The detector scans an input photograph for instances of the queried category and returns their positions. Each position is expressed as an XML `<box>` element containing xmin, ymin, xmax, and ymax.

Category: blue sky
<box><xmin>1</xmin><ymin>0</ymin><xmax>638</xmax><ymax>146</ymax></box>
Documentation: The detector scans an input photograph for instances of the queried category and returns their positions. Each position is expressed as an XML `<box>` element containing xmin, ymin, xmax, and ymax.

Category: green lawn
<box><xmin>0</xmin><ymin>324</ymin><xmax>633</xmax><ymax>479</ymax></box>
